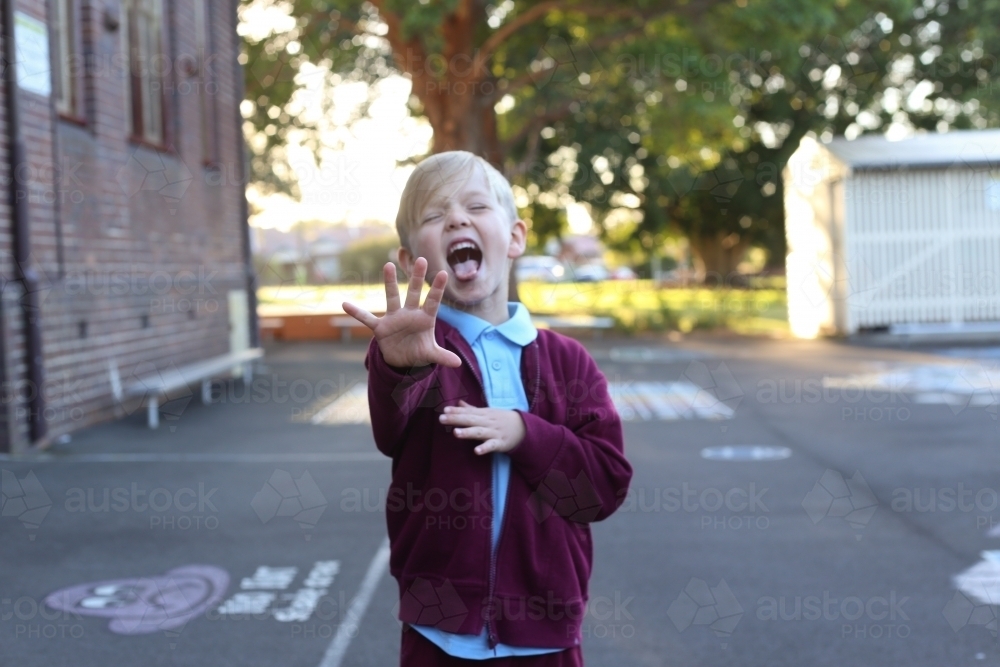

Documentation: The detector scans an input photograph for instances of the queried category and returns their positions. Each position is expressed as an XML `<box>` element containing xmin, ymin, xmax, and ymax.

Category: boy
<box><xmin>342</xmin><ymin>151</ymin><xmax>631</xmax><ymax>666</ymax></box>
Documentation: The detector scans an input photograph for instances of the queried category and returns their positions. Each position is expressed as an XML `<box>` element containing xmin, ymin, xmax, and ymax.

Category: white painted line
<box><xmin>952</xmin><ymin>551</ymin><xmax>1000</xmax><ymax>605</ymax></box>
<box><xmin>610</xmin><ymin>381</ymin><xmax>735</xmax><ymax>421</ymax></box>
<box><xmin>307</xmin><ymin>379</ymin><xmax>742</xmax><ymax>426</ymax></box>
<box><xmin>311</xmin><ymin>384</ymin><xmax>371</xmax><ymax>425</ymax></box>
<box><xmin>0</xmin><ymin>452</ymin><xmax>385</xmax><ymax>464</ymax></box>
<box><xmin>701</xmin><ymin>446</ymin><xmax>792</xmax><ymax>461</ymax></box>
<box><xmin>318</xmin><ymin>537</ymin><xmax>391</xmax><ymax>667</ymax></box>
<box><xmin>607</xmin><ymin>347</ymin><xmax>708</xmax><ymax>363</ymax></box>
<box><xmin>618</xmin><ymin>382</ymin><xmax>653</xmax><ymax>421</ymax></box>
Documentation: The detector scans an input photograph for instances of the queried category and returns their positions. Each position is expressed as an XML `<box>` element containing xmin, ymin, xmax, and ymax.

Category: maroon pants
<box><xmin>400</xmin><ymin>625</ymin><xmax>584</xmax><ymax>666</ymax></box>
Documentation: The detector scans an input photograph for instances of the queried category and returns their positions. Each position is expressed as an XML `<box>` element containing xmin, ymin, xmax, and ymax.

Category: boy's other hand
<box><xmin>342</xmin><ymin>258</ymin><xmax>462</xmax><ymax>370</ymax></box>
<box><xmin>439</xmin><ymin>400</ymin><xmax>526</xmax><ymax>455</ymax></box>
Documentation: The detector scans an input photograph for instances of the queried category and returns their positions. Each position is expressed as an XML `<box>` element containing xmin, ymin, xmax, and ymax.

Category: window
<box><xmin>123</xmin><ymin>0</ymin><xmax>165</xmax><ymax>144</ymax></box>
<box><xmin>51</xmin><ymin>0</ymin><xmax>78</xmax><ymax>117</ymax></box>
<box><xmin>195</xmin><ymin>0</ymin><xmax>219</xmax><ymax>164</ymax></box>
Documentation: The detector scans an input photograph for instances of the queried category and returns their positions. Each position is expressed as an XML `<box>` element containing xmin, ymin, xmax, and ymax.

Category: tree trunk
<box><xmin>380</xmin><ymin>2</ymin><xmax>518</xmax><ymax>300</ymax></box>
<box><xmin>383</xmin><ymin>1</ymin><xmax>503</xmax><ymax>166</ymax></box>
<box><xmin>688</xmin><ymin>232</ymin><xmax>751</xmax><ymax>286</ymax></box>
<box><xmin>429</xmin><ymin>84</ymin><xmax>503</xmax><ymax>166</ymax></box>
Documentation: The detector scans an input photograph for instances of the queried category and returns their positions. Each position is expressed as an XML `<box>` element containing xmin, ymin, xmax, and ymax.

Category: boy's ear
<box><xmin>396</xmin><ymin>246</ymin><xmax>414</xmax><ymax>277</ymax></box>
<box><xmin>507</xmin><ymin>219</ymin><xmax>527</xmax><ymax>259</ymax></box>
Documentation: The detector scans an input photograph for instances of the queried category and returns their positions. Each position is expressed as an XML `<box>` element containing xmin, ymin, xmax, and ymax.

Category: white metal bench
<box><xmin>532</xmin><ymin>315</ymin><xmax>615</xmax><ymax>338</ymax></box>
<box><xmin>110</xmin><ymin>348</ymin><xmax>264</xmax><ymax>429</ymax></box>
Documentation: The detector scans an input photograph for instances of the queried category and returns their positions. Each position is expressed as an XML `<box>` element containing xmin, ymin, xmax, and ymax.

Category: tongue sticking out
<box><xmin>452</xmin><ymin>258</ymin><xmax>479</xmax><ymax>281</ymax></box>
<box><xmin>447</xmin><ymin>244</ymin><xmax>482</xmax><ymax>281</ymax></box>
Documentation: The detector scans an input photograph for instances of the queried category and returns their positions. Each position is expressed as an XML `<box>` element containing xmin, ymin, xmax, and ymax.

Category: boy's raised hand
<box><xmin>342</xmin><ymin>257</ymin><xmax>462</xmax><ymax>369</ymax></box>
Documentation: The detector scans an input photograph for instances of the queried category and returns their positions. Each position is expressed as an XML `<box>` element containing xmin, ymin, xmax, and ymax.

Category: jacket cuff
<box><xmin>508</xmin><ymin>410</ymin><xmax>566</xmax><ymax>485</ymax></box>
<box><xmin>365</xmin><ymin>337</ymin><xmax>435</xmax><ymax>383</ymax></box>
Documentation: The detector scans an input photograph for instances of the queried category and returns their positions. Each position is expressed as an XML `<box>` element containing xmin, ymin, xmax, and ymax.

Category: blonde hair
<box><xmin>395</xmin><ymin>151</ymin><xmax>518</xmax><ymax>250</ymax></box>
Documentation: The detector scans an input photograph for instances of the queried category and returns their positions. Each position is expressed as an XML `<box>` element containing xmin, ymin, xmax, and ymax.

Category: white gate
<box><xmin>845</xmin><ymin>168</ymin><xmax>1000</xmax><ymax>331</ymax></box>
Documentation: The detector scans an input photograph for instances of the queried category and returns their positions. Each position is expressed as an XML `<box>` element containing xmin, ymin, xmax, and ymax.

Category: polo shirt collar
<box><xmin>437</xmin><ymin>302</ymin><xmax>537</xmax><ymax>347</ymax></box>
<box><xmin>495</xmin><ymin>302</ymin><xmax>537</xmax><ymax>347</ymax></box>
<box><xmin>437</xmin><ymin>303</ymin><xmax>491</xmax><ymax>345</ymax></box>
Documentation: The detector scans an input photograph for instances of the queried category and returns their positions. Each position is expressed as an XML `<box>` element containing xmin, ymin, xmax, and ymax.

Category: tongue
<box><xmin>452</xmin><ymin>259</ymin><xmax>479</xmax><ymax>281</ymax></box>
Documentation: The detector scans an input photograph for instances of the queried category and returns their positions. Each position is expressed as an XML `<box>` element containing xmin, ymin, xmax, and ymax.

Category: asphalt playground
<box><xmin>2</xmin><ymin>333</ymin><xmax>1000</xmax><ymax>666</ymax></box>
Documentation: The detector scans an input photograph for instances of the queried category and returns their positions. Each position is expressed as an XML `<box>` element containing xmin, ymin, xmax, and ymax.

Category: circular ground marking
<box><xmin>700</xmin><ymin>446</ymin><xmax>792</xmax><ymax>461</ymax></box>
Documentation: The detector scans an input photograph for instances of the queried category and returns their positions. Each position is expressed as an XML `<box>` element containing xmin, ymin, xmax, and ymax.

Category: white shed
<box><xmin>783</xmin><ymin>130</ymin><xmax>1000</xmax><ymax>338</ymax></box>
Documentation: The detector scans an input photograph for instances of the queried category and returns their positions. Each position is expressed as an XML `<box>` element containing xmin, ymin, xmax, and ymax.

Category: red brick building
<box><xmin>0</xmin><ymin>0</ymin><xmax>256</xmax><ymax>451</ymax></box>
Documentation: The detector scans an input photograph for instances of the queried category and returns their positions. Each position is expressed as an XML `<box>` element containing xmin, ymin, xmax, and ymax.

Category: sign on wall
<box><xmin>14</xmin><ymin>11</ymin><xmax>51</xmax><ymax>97</ymax></box>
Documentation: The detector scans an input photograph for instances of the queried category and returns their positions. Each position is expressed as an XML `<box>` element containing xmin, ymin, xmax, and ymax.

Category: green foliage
<box><xmin>499</xmin><ymin>0</ymin><xmax>1000</xmax><ymax>272</ymax></box>
<box><xmin>521</xmin><ymin>203</ymin><xmax>567</xmax><ymax>252</ymax></box>
<box><xmin>242</xmin><ymin>0</ymin><xmax>1000</xmax><ymax>274</ymax></box>
<box><xmin>338</xmin><ymin>235</ymin><xmax>400</xmax><ymax>284</ymax></box>
<box><xmin>240</xmin><ymin>1</ymin><xmax>383</xmax><ymax>198</ymax></box>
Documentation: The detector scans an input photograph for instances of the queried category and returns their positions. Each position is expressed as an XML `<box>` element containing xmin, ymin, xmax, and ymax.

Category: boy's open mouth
<box><xmin>446</xmin><ymin>239</ymin><xmax>482</xmax><ymax>281</ymax></box>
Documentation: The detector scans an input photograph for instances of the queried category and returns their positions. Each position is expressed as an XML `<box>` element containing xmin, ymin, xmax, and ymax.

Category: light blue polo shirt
<box><xmin>411</xmin><ymin>302</ymin><xmax>563</xmax><ymax>659</ymax></box>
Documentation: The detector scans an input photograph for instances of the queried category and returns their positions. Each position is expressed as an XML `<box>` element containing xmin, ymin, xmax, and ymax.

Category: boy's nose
<box><xmin>445</xmin><ymin>209</ymin><xmax>471</xmax><ymax>228</ymax></box>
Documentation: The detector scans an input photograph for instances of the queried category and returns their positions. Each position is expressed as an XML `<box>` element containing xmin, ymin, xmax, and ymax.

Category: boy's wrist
<box><xmin>386</xmin><ymin>361</ymin><xmax>431</xmax><ymax>373</ymax></box>
<box><xmin>374</xmin><ymin>342</ymin><xmax>435</xmax><ymax>377</ymax></box>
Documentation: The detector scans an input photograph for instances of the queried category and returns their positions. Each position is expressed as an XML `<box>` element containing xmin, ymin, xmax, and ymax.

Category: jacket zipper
<box><xmin>451</xmin><ymin>337</ymin><xmax>539</xmax><ymax>650</ymax></box>
<box><xmin>449</xmin><ymin>342</ymin><xmax>500</xmax><ymax>647</ymax></box>
<box><xmin>528</xmin><ymin>340</ymin><xmax>540</xmax><ymax>413</ymax></box>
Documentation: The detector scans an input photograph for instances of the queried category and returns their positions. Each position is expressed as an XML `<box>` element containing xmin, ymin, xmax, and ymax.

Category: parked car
<box><xmin>571</xmin><ymin>264</ymin><xmax>610</xmax><ymax>282</ymax></box>
<box><xmin>515</xmin><ymin>255</ymin><xmax>567</xmax><ymax>282</ymax></box>
<box><xmin>609</xmin><ymin>266</ymin><xmax>638</xmax><ymax>280</ymax></box>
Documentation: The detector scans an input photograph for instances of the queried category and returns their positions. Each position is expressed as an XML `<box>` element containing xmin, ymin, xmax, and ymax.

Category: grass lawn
<box><xmin>257</xmin><ymin>280</ymin><xmax>789</xmax><ymax>336</ymax></box>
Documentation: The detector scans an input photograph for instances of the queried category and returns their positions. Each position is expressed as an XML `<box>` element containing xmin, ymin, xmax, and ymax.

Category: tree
<box><xmin>520</xmin><ymin>0</ymin><xmax>1000</xmax><ymax>276</ymax></box>
<box><xmin>339</xmin><ymin>234</ymin><xmax>401</xmax><ymax>283</ymax></box>
<box><xmin>242</xmin><ymin>0</ymin><xmax>1000</xmax><ymax>280</ymax></box>
<box><xmin>240</xmin><ymin>0</ymin><xmax>728</xmax><ymax>194</ymax></box>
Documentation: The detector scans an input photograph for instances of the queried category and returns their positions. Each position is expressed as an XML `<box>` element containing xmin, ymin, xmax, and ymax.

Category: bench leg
<box><xmin>341</xmin><ymin>326</ymin><xmax>351</xmax><ymax>343</ymax></box>
<box><xmin>148</xmin><ymin>397</ymin><xmax>159</xmax><ymax>429</ymax></box>
<box><xmin>201</xmin><ymin>379</ymin><xmax>212</xmax><ymax>405</ymax></box>
<box><xmin>242</xmin><ymin>362</ymin><xmax>253</xmax><ymax>385</ymax></box>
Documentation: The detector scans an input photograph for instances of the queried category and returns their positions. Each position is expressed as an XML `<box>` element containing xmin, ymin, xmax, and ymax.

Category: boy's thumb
<box><xmin>439</xmin><ymin>349</ymin><xmax>462</xmax><ymax>368</ymax></box>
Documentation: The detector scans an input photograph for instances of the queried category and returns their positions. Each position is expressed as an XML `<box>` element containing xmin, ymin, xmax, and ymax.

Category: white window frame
<box><xmin>122</xmin><ymin>0</ymin><xmax>165</xmax><ymax>144</ymax></box>
<box><xmin>52</xmin><ymin>0</ymin><xmax>76</xmax><ymax>116</ymax></box>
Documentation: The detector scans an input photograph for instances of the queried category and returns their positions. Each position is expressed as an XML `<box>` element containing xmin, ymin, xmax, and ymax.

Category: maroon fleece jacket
<box><xmin>364</xmin><ymin>317</ymin><xmax>632</xmax><ymax>649</ymax></box>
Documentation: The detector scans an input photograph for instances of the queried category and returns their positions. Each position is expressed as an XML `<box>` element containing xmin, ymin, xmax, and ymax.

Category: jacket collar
<box><xmin>437</xmin><ymin>311</ymin><xmax>540</xmax><ymax>411</ymax></box>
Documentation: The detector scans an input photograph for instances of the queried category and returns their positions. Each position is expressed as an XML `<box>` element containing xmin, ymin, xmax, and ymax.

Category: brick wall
<box><xmin>1</xmin><ymin>0</ymin><xmax>252</xmax><ymax>450</ymax></box>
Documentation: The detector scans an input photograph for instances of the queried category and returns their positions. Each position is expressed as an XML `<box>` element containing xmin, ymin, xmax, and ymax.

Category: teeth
<box><xmin>449</xmin><ymin>241</ymin><xmax>477</xmax><ymax>253</ymax></box>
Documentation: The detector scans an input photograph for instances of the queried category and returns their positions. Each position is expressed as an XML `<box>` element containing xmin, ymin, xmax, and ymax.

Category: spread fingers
<box><xmin>383</xmin><ymin>263</ymin><xmax>401</xmax><ymax>312</ymax></box>
<box><xmin>422</xmin><ymin>270</ymin><xmax>449</xmax><ymax>317</ymax></box>
<box><xmin>404</xmin><ymin>257</ymin><xmax>427</xmax><ymax>309</ymax></box>
<box><xmin>342</xmin><ymin>302</ymin><xmax>379</xmax><ymax>330</ymax></box>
